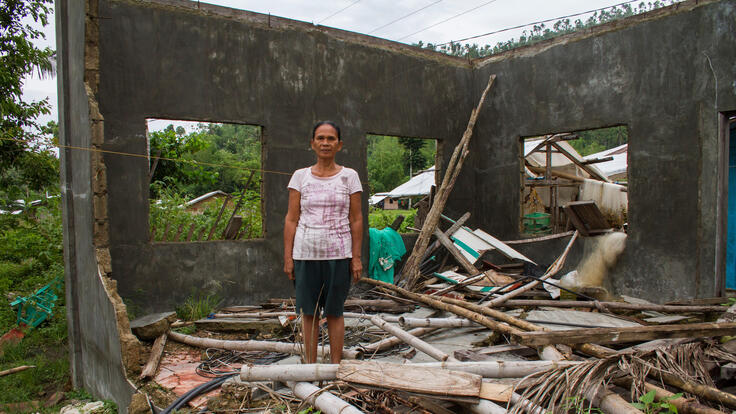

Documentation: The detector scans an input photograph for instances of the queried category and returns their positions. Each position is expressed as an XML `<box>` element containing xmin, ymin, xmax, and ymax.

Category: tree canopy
<box><xmin>0</xmin><ymin>0</ymin><xmax>57</xmax><ymax>208</ymax></box>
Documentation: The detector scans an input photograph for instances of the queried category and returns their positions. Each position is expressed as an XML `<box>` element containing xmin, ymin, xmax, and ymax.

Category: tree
<box><xmin>398</xmin><ymin>137</ymin><xmax>429</xmax><ymax>178</ymax></box>
<box><xmin>367</xmin><ymin>135</ymin><xmax>406</xmax><ymax>194</ymax></box>
<box><xmin>0</xmin><ymin>0</ymin><xmax>57</xmax><ymax>207</ymax></box>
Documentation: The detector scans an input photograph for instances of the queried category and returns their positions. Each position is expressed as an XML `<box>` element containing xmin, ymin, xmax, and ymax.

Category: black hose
<box><xmin>160</xmin><ymin>373</ymin><xmax>237</xmax><ymax>414</ymax></box>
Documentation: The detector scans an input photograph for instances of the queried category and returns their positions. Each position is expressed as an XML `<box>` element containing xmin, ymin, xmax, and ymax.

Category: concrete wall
<box><xmin>57</xmin><ymin>0</ymin><xmax>135</xmax><ymax>410</ymax></box>
<box><xmin>96</xmin><ymin>0</ymin><xmax>475</xmax><ymax>311</ymax></box>
<box><xmin>91</xmin><ymin>0</ymin><xmax>736</xmax><ymax>310</ymax></box>
<box><xmin>468</xmin><ymin>0</ymin><xmax>736</xmax><ymax>301</ymax></box>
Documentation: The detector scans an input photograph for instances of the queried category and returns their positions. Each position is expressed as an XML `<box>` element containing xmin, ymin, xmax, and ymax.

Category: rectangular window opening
<box><xmin>366</xmin><ymin>134</ymin><xmax>439</xmax><ymax>234</ymax></box>
<box><xmin>146</xmin><ymin>119</ymin><xmax>263</xmax><ymax>242</ymax></box>
<box><xmin>520</xmin><ymin>126</ymin><xmax>628</xmax><ymax>236</ymax></box>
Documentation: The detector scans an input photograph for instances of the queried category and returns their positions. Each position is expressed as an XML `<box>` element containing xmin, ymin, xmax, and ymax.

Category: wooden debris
<box><xmin>168</xmin><ymin>331</ymin><xmax>362</xmax><ymax>360</ymax></box>
<box><xmin>369</xmin><ymin>315</ymin><xmax>452</xmax><ymax>361</ymax></box>
<box><xmin>495</xmin><ymin>299</ymin><xmax>726</xmax><ymax>313</ymax></box>
<box><xmin>337</xmin><ymin>360</ymin><xmax>481</xmax><ymax>398</ymax></box>
<box><xmin>140</xmin><ymin>333</ymin><xmax>166</xmax><ymax>380</ymax></box>
<box><xmin>287</xmin><ymin>381</ymin><xmax>364</xmax><ymax>414</ymax></box>
<box><xmin>514</xmin><ymin>321</ymin><xmax>736</xmax><ymax>346</ymax></box>
<box><xmin>401</xmin><ymin>74</ymin><xmax>496</xmax><ymax>290</ymax></box>
<box><xmin>0</xmin><ymin>365</ymin><xmax>34</xmax><ymax>377</ymax></box>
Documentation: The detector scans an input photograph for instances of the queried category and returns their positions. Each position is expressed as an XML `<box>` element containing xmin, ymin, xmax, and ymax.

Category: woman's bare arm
<box><xmin>348</xmin><ymin>191</ymin><xmax>363</xmax><ymax>282</ymax></box>
<box><xmin>283</xmin><ymin>189</ymin><xmax>301</xmax><ymax>280</ymax></box>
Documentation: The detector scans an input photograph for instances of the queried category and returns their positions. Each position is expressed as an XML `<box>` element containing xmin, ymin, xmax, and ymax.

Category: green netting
<box><xmin>368</xmin><ymin>227</ymin><xmax>407</xmax><ymax>284</ymax></box>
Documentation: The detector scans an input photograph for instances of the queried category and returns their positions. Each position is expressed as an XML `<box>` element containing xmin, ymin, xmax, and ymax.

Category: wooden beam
<box><xmin>140</xmin><ymin>333</ymin><xmax>167</xmax><ymax>380</ymax></box>
<box><xmin>551</xmin><ymin>142</ymin><xmax>611</xmax><ymax>182</ymax></box>
<box><xmin>421</xmin><ymin>212</ymin><xmax>471</xmax><ymax>262</ymax></box>
<box><xmin>494</xmin><ymin>299</ymin><xmax>726</xmax><ymax>313</ymax></box>
<box><xmin>433</xmin><ymin>228</ymin><xmax>478</xmax><ymax>275</ymax></box>
<box><xmin>514</xmin><ymin>322</ymin><xmax>736</xmax><ymax>346</ymax></box>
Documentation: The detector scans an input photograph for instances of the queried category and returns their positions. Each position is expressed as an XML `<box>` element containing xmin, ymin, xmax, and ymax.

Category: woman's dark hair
<box><xmin>312</xmin><ymin>120</ymin><xmax>341</xmax><ymax>141</ymax></box>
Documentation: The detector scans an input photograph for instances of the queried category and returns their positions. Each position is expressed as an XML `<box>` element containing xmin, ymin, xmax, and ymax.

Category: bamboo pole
<box><xmin>0</xmin><ymin>365</ymin><xmax>34</xmax><ymax>377</ymax></box>
<box><xmin>168</xmin><ymin>331</ymin><xmax>362</xmax><ymax>360</ymax></box>
<box><xmin>287</xmin><ymin>381</ymin><xmax>364</xmax><ymax>414</ymax></box>
<box><xmin>655</xmin><ymin>370</ymin><xmax>736</xmax><ymax>409</ymax></box>
<box><xmin>401</xmin><ymin>74</ymin><xmax>496</xmax><ymax>290</ymax></box>
<box><xmin>613</xmin><ymin>378</ymin><xmax>726</xmax><ymax>414</ymax></box>
<box><xmin>361</xmin><ymin>278</ymin><xmax>522</xmax><ymax>336</ymax></box>
<box><xmin>398</xmin><ymin>316</ymin><xmax>476</xmax><ymax>328</ymax></box>
<box><xmin>140</xmin><ymin>333</ymin><xmax>167</xmax><ymax>380</ymax></box>
<box><xmin>369</xmin><ymin>315</ymin><xmax>452</xmax><ymax>361</ymax></box>
<box><xmin>588</xmin><ymin>385</ymin><xmax>643</xmax><ymax>414</ymax></box>
<box><xmin>483</xmin><ymin>230</ymin><xmax>578</xmax><ymax>307</ymax></box>
<box><xmin>241</xmin><ymin>361</ymin><xmax>582</xmax><ymax>382</ymax></box>
<box><xmin>361</xmin><ymin>327</ymin><xmax>439</xmax><ymax>354</ymax></box>
<box><xmin>466</xmin><ymin>398</ymin><xmax>508</xmax><ymax>414</ymax></box>
<box><xmin>429</xmin><ymin>272</ymin><xmax>487</xmax><ymax>296</ymax></box>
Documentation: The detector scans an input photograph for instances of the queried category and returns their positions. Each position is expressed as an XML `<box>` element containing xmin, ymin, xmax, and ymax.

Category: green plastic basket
<box><xmin>523</xmin><ymin>212</ymin><xmax>551</xmax><ymax>234</ymax></box>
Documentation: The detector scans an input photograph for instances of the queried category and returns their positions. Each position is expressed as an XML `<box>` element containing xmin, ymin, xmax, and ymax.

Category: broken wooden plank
<box><xmin>514</xmin><ymin>321</ymin><xmax>736</xmax><ymax>346</ymax></box>
<box><xmin>433</xmin><ymin>228</ymin><xmax>478</xmax><ymax>275</ymax></box>
<box><xmin>337</xmin><ymin>360</ymin><xmax>481</xmax><ymax>398</ymax></box>
<box><xmin>361</xmin><ymin>326</ymin><xmax>439</xmax><ymax>355</ymax></box>
<box><xmin>480</xmin><ymin>382</ymin><xmax>513</xmax><ymax>402</ymax></box>
<box><xmin>140</xmin><ymin>333</ymin><xmax>167</xmax><ymax>380</ymax></box>
<box><xmin>564</xmin><ymin>200</ymin><xmax>611</xmax><ymax>236</ymax></box>
<box><xmin>421</xmin><ymin>212</ymin><xmax>471</xmax><ymax>262</ymax></box>
<box><xmin>483</xmin><ymin>230</ymin><xmax>578</xmax><ymax>307</ymax></box>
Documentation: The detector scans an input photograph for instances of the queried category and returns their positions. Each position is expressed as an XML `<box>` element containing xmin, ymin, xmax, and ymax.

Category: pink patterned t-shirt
<box><xmin>288</xmin><ymin>166</ymin><xmax>362</xmax><ymax>260</ymax></box>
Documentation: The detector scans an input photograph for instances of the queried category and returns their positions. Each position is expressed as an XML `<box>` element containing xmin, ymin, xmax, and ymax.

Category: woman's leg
<box><xmin>326</xmin><ymin>315</ymin><xmax>345</xmax><ymax>364</ymax></box>
<box><xmin>301</xmin><ymin>314</ymin><xmax>320</xmax><ymax>363</ymax></box>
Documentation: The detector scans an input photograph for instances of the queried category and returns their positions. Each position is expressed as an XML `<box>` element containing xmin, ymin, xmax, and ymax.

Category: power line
<box><xmin>0</xmin><ymin>136</ymin><xmax>293</xmax><ymax>176</ymax></box>
<box><xmin>397</xmin><ymin>0</ymin><xmax>499</xmax><ymax>42</ymax></box>
<box><xmin>434</xmin><ymin>0</ymin><xmax>641</xmax><ymax>47</ymax></box>
<box><xmin>317</xmin><ymin>0</ymin><xmax>363</xmax><ymax>25</ymax></box>
<box><xmin>367</xmin><ymin>0</ymin><xmax>443</xmax><ymax>35</ymax></box>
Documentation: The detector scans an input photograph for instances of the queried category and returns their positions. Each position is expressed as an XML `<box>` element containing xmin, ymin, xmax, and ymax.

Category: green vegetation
<box><xmin>175</xmin><ymin>293</ymin><xmax>222</xmax><ymax>321</ymax></box>
<box><xmin>0</xmin><ymin>198</ymin><xmax>71</xmax><ymax>409</ymax></box>
<box><xmin>148</xmin><ymin>122</ymin><xmax>263</xmax><ymax>240</ymax></box>
<box><xmin>570</xmin><ymin>126</ymin><xmax>628</xmax><ymax>157</ymax></box>
<box><xmin>149</xmin><ymin>187</ymin><xmax>262</xmax><ymax>241</ymax></box>
<box><xmin>631</xmin><ymin>390</ymin><xmax>681</xmax><ymax>414</ymax></box>
<box><xmin>417</xmin><ymin>1</ymin><xmax>677</xmax><ymax>59</ymax></box>
<box><xmin>366</xmin><ymin>135</ymin><xmax>435</xmax><ymax>194</ymax></box>
<box><xmin>368</xmin><ymin>209</ymin><xmax>416</xmax><ymax>234</ymax></box>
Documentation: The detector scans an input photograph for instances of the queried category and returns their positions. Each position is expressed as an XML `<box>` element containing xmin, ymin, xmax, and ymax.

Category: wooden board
<box><xmin>514</xmin><ymin>321</ymin><xmax>736</xmax><ymax>346</ymax></box>
<box><xmin>337</xmin><ymin>360</ymin><xmax>481</xmax><ymax>398</ymax></box>
<box><xmin>563</xmin><ymin>200</ymin><xmax>611</xmax><ymax>236</ymax></box>
<box><xmin>480</xmin><ymin>382</ymin><xmax>513</xmax><ymax>402</ymax></box>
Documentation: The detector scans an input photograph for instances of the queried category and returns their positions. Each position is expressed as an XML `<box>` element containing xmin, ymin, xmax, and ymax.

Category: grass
<box><xmin>0</xmin><ymin>198</ymin><xmax>74</xmax><ymax>410</ymax></box>
<box><xmin>176</xmin><ymin>293</ymin><xmax>222</xmax><ymax>321</ymax></box>
<box><xmin>368</xmin><ymin>208</ymin><xmax>416</xmax><ymax>233</ymax></box>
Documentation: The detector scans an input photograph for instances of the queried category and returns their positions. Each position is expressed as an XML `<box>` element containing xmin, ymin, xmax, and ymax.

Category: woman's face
<box><xmin>311</xmin><ymin>124</ymin><xmax>343</xmax><ymax>160</ymax></box>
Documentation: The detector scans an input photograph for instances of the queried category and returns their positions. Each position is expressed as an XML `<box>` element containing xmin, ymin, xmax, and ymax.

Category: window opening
<box><xmin>366</xmin><ymin>134</ymin><xmax>438</xmax><ymax>233</ymax></box>
<box><xmin>521</xmin><ymin>126</ymin><xmax>628</xmax><ymax>236</ymax></box>
<box><xmin>146</xmin><ymin>119</ymin><xmax>263</xmax><ymax>242</ymax></box>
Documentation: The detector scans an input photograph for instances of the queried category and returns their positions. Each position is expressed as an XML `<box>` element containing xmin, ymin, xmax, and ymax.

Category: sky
<box><xmin>23</xmin><ymin>0</ymin><xmax>644</xmax><ymax>132</ymax></box>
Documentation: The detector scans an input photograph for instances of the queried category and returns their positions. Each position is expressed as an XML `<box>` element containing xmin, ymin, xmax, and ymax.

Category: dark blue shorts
<box><xmin>294</xmin><ymin>259</ymin><xmax>351</xmax><ymax>317</ymax></box>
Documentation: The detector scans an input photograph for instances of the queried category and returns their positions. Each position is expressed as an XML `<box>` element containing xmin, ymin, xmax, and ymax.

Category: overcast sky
<box><xmin>24</xmin><ymin>0</ymin><xmax>642</xmax><ymax>130</ymax></box>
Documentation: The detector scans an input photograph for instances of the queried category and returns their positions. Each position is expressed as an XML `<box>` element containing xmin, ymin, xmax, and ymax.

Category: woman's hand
<box><xmin>350</xmin><ymin>257</ymin><xmax>362</xmax><ymax>282</ymax></box>
<box><xmin>284</xmin><ymin>258</ymin><xmax>295</xmax><ymax>281</ymax></box>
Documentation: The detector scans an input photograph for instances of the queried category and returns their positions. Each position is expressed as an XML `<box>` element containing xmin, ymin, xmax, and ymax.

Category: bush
<box><xmin>368</xmin><ymin>209</ymin><xmax>416</xmax><ymax>233</ymax></box>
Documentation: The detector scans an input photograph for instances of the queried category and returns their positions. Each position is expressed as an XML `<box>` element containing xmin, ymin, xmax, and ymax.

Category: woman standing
<box><xmin>283</xmin><ymin>121</ymin><xmax>363</xmax><ymax>363</ymax></box>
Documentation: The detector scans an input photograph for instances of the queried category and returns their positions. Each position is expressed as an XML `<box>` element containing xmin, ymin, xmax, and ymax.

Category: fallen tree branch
<box><xmin>0</xmin><ymin>365</ymin><xmax>34</xmax><ymax>377</ymax></box>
